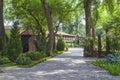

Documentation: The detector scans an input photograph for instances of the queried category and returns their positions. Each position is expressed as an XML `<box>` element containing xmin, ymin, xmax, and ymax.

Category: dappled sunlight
<box><xmin>0</xmin><ymin>48</ymin><xmax>120</xmax><ymax>80</ymax></box>
<box><xmin>72</xmin><ymin>60</ymin><xmax>86</xmax><ymax>64</ymax></box>
<box><xmin>34</xmin><ymin>69</ymin><xmax>76</xmax><ymax>76</ymax></box>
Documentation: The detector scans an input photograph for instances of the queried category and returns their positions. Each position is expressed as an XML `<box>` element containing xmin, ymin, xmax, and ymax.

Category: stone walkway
<box><xmin>0</xmin><ymin>48</ymin><xmax>120</xmax><ymax>80</ymax></box>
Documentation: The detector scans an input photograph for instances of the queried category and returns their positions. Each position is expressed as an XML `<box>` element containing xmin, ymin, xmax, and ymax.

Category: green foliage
<box><xmin>105</xmin><ymin>54</ymin><xmax>116</xmax><ymax>64</ymax></box>
<box><xmin>0</xmin><ymin>56</ymin><xmax>11</xmax><ymax>64</ymax></box>
<box><xmin>57</xmin><ymin>36</ymin><xmax>65</xmax><ymax>51</ymax></box>
<box><xmin>92</xmin><ymin>60</ymin><xmax>120</xmax><ymax>76</ymax></box>
<box><xmin>105</xmin><ymin>52</ymin><xmax>120</xmax><ymax>64</ymax></box>
<box><xmin>106</xmin><ymin>63</ymin><xmax>120</xmax><ymax>75</ymax></box>
<box><xmin>16</xmin><ymin>55</ymin><xmax>32</xmax><ymax>65</ymax></box>
<box><xmin>52</xmin><ymin>50</ymin><xmax>59</xmax><ymax>55</ymax></box>
<box><xmin>91</xmin><ymin>60</ymin><xmax>106</xmax><ymax>68</ymax></box>
<box><xmin>38</xmin><ymin>51</ymin><xmax>47</xmax><ymax>58</ymax></box>
<box><xmin>6</xmin><ymin>22</ymin><xmax>23</xmax><ymax>62</ymax></box>
<box><xmin>81</xmin><ymin>37</ymin><xmax>91</xmax><ymax>50</ymax></box>
<box><xmin>26</xmin><ymin>51</ymin><xmax>46</xmax><ymax>60</ymax></box>
<box><xmin>37</xmin><ymin>35</ymin><xmax>47</xmax><ymax>52</ymax></box>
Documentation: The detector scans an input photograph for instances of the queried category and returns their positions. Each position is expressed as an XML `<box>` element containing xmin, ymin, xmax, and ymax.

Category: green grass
<box><xmin>0</xmin><ymin>62</ymin><xmax>17</xmax><ymax>67</ymax></box>
<box><xmin>0</xmin><ymin>56</ymin><xmax>52</xmax><ymax>68</ymax></box>
<box><xmin>91</xmin><ymin>60</ymin><xmax>120</xmax><ymax>76</ymax></box>
<box><xmin>0</xmin><ymin>50</ymin><xmax>66</xmax><ymax>68</ymax></box>
<box><xmin>65</xmin><ymin>42</ymin><xmax>79</xmax><ymax>47</ymax></box>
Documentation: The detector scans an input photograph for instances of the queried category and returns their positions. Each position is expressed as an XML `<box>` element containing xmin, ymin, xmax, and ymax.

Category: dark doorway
<box><xmin>21</xmin><ymin>35</ymin><xmax>31</xmax><ymax>53</ymax></box>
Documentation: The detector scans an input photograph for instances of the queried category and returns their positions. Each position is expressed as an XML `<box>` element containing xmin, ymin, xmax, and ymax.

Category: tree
<box><xmin>84</xmin><ymin>0</ymin><xmax>92</xmax><ymax>37</ymax></box>
<box><xmin>0</xmin><ymin>0</ymin><xmax>6</xmax><ymax>55</ymax></box>
<box><xmin>50</xmin><ymin>0</ymin><xmax>76</xmax><ymax>50</ymax></box>
<box><xmin>6</xmin><ymin>21</ymin><xmax>22</xmax><ymax>62</ymax></box>
<box><xmin>5</xmin><ymin>0</ymin><xmax>48</xmax><ymax>52</ymax></box>
<box><xmin>83</xmin><ymin>0</ymin><xmax>95</xmax><ymax>57</ymax></box>
<box><xmin>41</xmin><ymin>0</ymin><xmax>54</xmax><ymax>56</ymax></box>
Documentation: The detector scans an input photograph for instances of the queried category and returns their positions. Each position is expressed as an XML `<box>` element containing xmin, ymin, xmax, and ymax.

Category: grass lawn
<box><xmin>0</xmin><ymin>51</ymin><xmax>67</xmax><ymax>68</ymax></box>
<box><xmin>91</xmin><ymin>60</ymin><xmax>120</xmax><ymax>76</ymax></box>
<box><xmin>0</xmin><ymin>57</ymin><xmax>52</xmax><ymax>68</ymax></box>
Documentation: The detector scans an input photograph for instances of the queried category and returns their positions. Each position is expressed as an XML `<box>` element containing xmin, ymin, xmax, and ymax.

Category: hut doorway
<box><xmin>21</xmin><ymin>35</ymin><xmax>31</xmax><ymax>53</ymax></box>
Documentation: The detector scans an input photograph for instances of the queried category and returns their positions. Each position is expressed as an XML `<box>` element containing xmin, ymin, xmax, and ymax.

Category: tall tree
<box><xmin>84</xmin><ymin>0</ymin><xmax>92</xmax><ymax>37</ymax></box>
<box><xmin>41</xmin><ymin>0</ymin><xmax>54</xmax><ymax>56</ymax></box>
<box><xmin>0</xmin><ymin>0</ymin><xmax>6</xmax><ymax>55</ymax></box>
<box><xmin>6</xmin><ymin>0</ymin><xmax>47</xmax><ymax>52</ymax></box>
<box><xmin>84</xmin><ymin>0</ymin><xmax>95</xmax><ymax>56</ymax></box>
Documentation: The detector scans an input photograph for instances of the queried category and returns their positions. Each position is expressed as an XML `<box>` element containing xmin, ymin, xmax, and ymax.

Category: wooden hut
<box><xmin>20</xmin><ymin>30</ymin><xmax>36</xmax><ymax>53</ymax></box>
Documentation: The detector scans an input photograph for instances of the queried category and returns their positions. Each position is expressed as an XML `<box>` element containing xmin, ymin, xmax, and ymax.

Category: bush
<box><xmin>81</xmin><ymin>37</ymin><xmax>91</xmax><ymax>50</ymax></box>
<box><xmin>40</xmin><ymin>51</ymin><xmax>47</xmax><ymax>57</ymax></box>
<box><xmin>105</xmin><ymin>53</ymin><xmax>120</xmax><ymax>64</ymax></box>
<box><xmin>106</xmin><ymin>63</ymin><xmax>120</xmax><ymax>75</ymax></box>
<box><xmin>57</xmin><ymin>36</ymin><xmax>65</xmax><ymax>51</ymax></box>
<box><xmin>16</xmin><ymin>55</ymin><xmax>32</xmax><ymax>65</ymax></box>
<box><xmin>6</xmin><ymin>22</ymin><xmax>22</xmax><ymax>62</ymax></box>
<box><xmin>105</xmin><ymin>54</ymin><xmax>116</xmax><ymax>64</ymax></box>
<box><xmin>92</xmin><ymin>60</ymin><xmax>120</xmax><ymax>76</ymax></box>
<box><xmin>52</xmin><ymin>50</ymin><xmax>59</xmax><ymax>55</ymax></box>
<box><xmin>0</xmin><ymin>56</ymin><xmax>11</xmax><ymax>64</ymax></box>
<box><xmin>37</xmin><ymin>35</ymin><xmax>47</xmax><ymax>52</ymax></box>
<box><xmin>26</xmin><ymin>51</ymin><xmax>46</xmax><ymax>60</ymax></box>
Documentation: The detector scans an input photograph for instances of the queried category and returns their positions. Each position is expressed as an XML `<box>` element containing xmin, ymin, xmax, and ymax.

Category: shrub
<box><xmin>105</xmin><ymin>54</ymin><xmax>116</xmax><ymax>64</ymax></box>
<box><xmin>106</xmin><ymin>63</ymin><xmax>120</xmax><ymax>75</ymax></box>
<box><xmin>26</xmin><ymin>51</ymin><xmax>46</xmax><ymax>60</ymax></box>
<box><xmin>40</xmin><ymin>51</ymin><xmax>47</xmax><ymax>58</ymax></box>
<box><xmin>36</xmin><ymin>35</ymin><xmax>47</xmax><ymax>52</ymax></box>
<box><xmin>92</xmin><ymin>60</ymin><xmax>120</xmax><ymax>76</ymax></box>
<box><xmin>16</xmin><ymin>55</ymin><xmax>32</xmax><ymax>65</ymax></box>
<box><xmin>105</xmin><ymin>53</ymin><xmax>120</xmax><ymax>64</ymax></box>
<box><xmin>0</xmin><ymin>56</ymin><xmax>11</xmax><ymax>64</ymax></box>
<box><xmin>57</xmin><ymin>36</ymin><xmax>65</xmax><ymax>51</ymax></box>
<box><xmin>6</xmin><ymin>22</ymin><xmax>22</xmax><ymax>62</ymax></box>
<box><xmin>52</xmin><ymin>50</ymin><xmax>58</xmax><ymax>55</ymax></box>
<box><xmin>81</xmin><ymin>37</ymin><xmax>91</xmax><ymax>50</ymax></box>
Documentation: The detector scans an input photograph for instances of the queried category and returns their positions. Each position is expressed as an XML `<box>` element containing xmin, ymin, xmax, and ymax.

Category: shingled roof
<box><xmin>56</xmin><ymin>31</ymin><xmax>76</xmax><ymax>37</ymax></box>
<box><xmin>20</xmin><ymin>29</ymin><xmax>76</xmax><ymax>37</ymax></box>
<box><xmin>20</xmin><ymin>29</ymin><xmax>33</xmax><ymax>35</ymax></box>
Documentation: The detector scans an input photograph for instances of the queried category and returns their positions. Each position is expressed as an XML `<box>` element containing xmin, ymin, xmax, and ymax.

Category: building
<box><xmin>20</xmin><ymin>30</ymin><xmax>36</xmax><ymax>53</ymax></box>
<box><xmin>20</xmin><ymin>29</ymin><xmax>83</xmax><ymax>52</ymax></box>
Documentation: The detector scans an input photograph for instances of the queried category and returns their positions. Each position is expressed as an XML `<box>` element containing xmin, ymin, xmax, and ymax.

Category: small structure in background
<box><xmin>55</xmin><ymin>31</ymin><xmax>76</xmax><ymax>42</ymax></box>
<box><xmin>20</xmin><ymin>29</ymin><xmax>83</xmax><ymax>52</ymax></box>
<box><xmin>20</xmin><ymin>29</ymin><xmax>36</xmax><ymax>53</ymax></box>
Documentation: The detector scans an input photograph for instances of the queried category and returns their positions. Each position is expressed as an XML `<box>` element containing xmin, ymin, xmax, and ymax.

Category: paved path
<box><xmin>0</xmin><ymin>48</ymin><xmax>120</xmax><ymax>80</ymax></box>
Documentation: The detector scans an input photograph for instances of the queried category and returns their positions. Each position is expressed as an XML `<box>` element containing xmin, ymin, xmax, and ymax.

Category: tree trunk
<box><xmin>106</xmin><ymin>29</ymin><xmax>110</xmax><ymax>55</ymax></box>
<box><xmin>90</xmin><ymin>18</ymin><xmax>95</xmax><ymax>57</ymax></box>
<box><xmin>90</xmin><ymin>39</ymin><xmax>94</xmax><ymax>57</ymax></box>
<box><xmin>53</xmin><ymin>23</ymin><xmax>60</xmax><ymax>50</ymax></box>
<box><xmin>84</xmin><ymin>0</ymin><xmax>95</xmax><ymax>57</ymax></box>
<box><xmin>41</xmin><ymin>0</ymin><xmax>54</xmax><ymax>56</ymax></box>
<box><xmin>53</xmin><ymin>33</ymin><xmax>56</xmax><ymax>50</ymax></box>
<box><xmin>98</xmin><ymin>34</ymin><xmax>102</xmax><ymax>58</ymax></box>
<box><xmin>84</xmin><ymin>0</ymin><xmax>92</xmax><ymax>37</ymax></box>
<box><xmin>0</xmin><ymin>0</ymin><xmax>6</xmax><ymax>55</ymax></box>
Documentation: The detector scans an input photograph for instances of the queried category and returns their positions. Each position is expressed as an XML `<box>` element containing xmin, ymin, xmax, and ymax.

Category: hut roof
<box><xmin>56</xmin><ymin>31</ymin><xmax>76</xmax><ymax>37</ymax></box>
<box><xmin>20</xmin><ymin>29</ymin><xmax>76</xmax><ymax>37</ymax></box>
<box><xmin>20</xmin><ymin>30</ymin><xmax>33</xmax><ymax>35</ymax></box>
